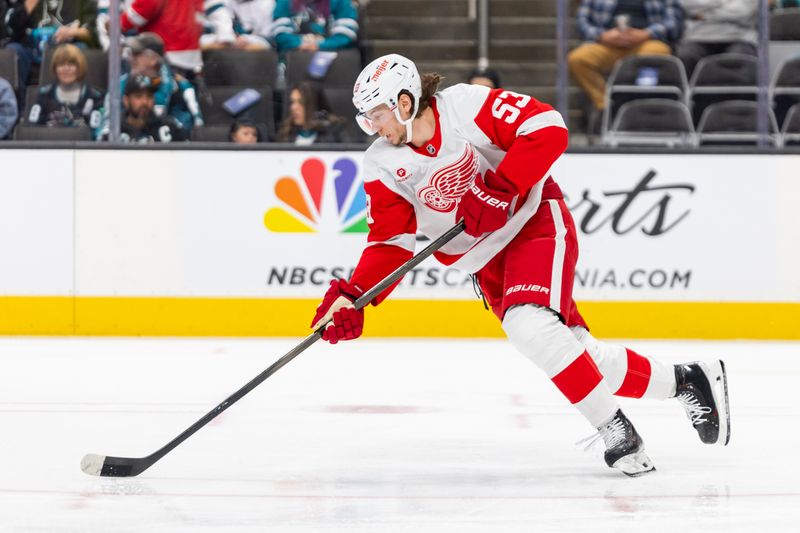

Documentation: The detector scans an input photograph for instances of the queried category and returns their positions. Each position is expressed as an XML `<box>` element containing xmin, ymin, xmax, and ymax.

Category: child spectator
<box><xmin>466</xmin><ymin>67</ymin><xmax>501</xmax><ymax>89</ymax></box>
<box><xmin>270</xmin><ymin>0</ymin><xmax>358</xmax><ymax>53</ymax></box>
<box><xmin>0</xmin><ymin>75</ymin><xmax>18</xmax><ymax>139</ymax></box>
<box><xmin>27</xmin><ymin>43</ymin><xmax>103</xmax><ymax>137</ymax></box>
<box><xmin>676</xmin><ymin>0</ymin><xmax>758</xmax><ymax>78</ymax></box>
<box><xmin>3</xmin><ymin>0</ymin><xmax>99</xmax><ymax>89</ymax></box>
<box><xmin>277</xmin><ymin>80</ymin><xmax>345</xmax><ymax>144</ymax></box>
<box><xmin>102</xmin><ymin>73</ymin><xmax>186</xmax><ymax>142</ymax></box>
<box><xmin>229</xmin><ymin>117</ymin><xmax>261</xmax><ymax>143</ymax></box>
<box><xmin>568</xmin><ymin>0</ymin><xmax>682</xmax><ymax>126</ymax></box>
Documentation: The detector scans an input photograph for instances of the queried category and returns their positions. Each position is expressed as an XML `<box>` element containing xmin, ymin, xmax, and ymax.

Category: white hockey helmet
<box><xmin>352</xmin><ymin>54</ymin><xmax>421</xmax><ymax>142</ymax></box>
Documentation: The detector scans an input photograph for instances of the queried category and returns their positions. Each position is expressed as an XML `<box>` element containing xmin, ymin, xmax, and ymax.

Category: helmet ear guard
<box><xmin>353</xmin><ymin>54</ymin><xmax>421</xmax><ymax>141</ymax></box>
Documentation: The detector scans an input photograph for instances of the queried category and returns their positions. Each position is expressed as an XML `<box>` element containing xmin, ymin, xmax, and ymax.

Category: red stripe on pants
<box><xmin>614</xmin><ymin>349</ymin><xmax>652</xmax><ymax>398</ymax></box>
<box><xmin>551</xmin><ymin>351</ymin><xmax>603</xmax><ymax>404</ymax></box>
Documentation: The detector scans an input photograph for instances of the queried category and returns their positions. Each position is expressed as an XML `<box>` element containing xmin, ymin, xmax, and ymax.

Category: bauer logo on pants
<box><xmin>506</xmin><ymin>284</ymin><xmax>550</xmax><ymax>296</ymax></box>
<box><xmin>263</xmin><ymin>156</ymin><xmax>369</xmax><ymax>233</ymax></box>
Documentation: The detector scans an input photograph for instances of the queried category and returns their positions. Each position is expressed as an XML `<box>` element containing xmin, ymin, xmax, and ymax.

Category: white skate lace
<box><xmin>676</xmin><ymin>391</ymin><xmax>712</xmax><ymax>425</ymax></box>
<box><xmin>576</xmin><ymin>417</ymin><xmax>626</xmax><ymax>452</ymax></box>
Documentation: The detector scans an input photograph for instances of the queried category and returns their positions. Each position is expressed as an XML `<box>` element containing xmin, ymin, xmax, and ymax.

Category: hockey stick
<box><xmin>80</xmin><ymin>221</ymin><xmax>465</xmax><ymax>477</ymax></box>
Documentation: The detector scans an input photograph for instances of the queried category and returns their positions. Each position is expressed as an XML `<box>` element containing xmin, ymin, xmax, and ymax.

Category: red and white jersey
<box><xmin>351</xmin><ymin>83</ymin><xmax>569</xmax><ymax>303</ymax></box>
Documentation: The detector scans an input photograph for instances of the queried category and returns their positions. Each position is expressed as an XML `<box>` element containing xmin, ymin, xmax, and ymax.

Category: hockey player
<box><xmin>310</xmin><ymin>54</ymin><xmax>730</xmax><ymax>476</ymax></box>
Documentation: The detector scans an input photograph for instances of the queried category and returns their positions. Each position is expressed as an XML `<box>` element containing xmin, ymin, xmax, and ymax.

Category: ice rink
<box><xmin>1</xmin><ymin>336</ymin><xmax>798</xmax><ymax>532</ymax></box>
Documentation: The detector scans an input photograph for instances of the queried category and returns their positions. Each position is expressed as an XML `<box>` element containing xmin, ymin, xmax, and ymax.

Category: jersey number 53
<box><xmin>491</xmin><ymin>90</ymin><xmax>532</xmax><ymax>124</ymax></box>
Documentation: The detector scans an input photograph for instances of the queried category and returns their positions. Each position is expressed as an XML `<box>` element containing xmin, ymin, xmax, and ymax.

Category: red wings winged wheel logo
<box><xmin>417</xmin><ymin>144</ymin><xmax>479</xmax><ymax>212</ymax></box>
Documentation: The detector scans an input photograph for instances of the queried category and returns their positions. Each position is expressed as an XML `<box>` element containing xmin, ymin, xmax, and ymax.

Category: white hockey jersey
<box><xmin>351</xmin><ymin>83</ymin><xmax>569</xmax><ymax>303</ymax></box>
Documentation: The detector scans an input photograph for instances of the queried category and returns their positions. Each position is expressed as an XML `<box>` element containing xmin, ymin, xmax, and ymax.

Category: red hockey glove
<box><xmin>455</xmin><ymin>170</ymin><xmax>516</xmax><ymax>237</ymax></box>
<box><xmin>310</xmin><ymin>279</ymin><xmax>365</xmax><ymax>344</ymax></box>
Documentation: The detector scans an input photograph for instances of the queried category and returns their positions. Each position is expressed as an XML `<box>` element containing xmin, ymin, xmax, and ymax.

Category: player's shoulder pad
<box><xmin>362</xmin><ymin>139</ymin><xmax>394</xmax><ymax>183</ymax></box>
<box><xmin>437</xmin><ymin>83</ymin><xmax>492</xmax><ymax>124</ymax></box>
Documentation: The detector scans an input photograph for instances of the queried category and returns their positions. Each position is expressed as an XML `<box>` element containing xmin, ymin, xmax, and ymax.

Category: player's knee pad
<box><xmin>501</xmin><ymin>304</ymin><xmax>585</xmax><ymax>376</ymax></box>
<box><xmin>570</xmin><ymin>326</ymin><xmax>627</xmax><ymax>392</ymax></box>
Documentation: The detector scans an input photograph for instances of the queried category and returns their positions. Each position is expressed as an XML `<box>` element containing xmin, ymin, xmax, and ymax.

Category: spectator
<box><xmin>118</xmin><ymin>32</ymin><xmax>203</xmax><ymax>130</ymax></box>
<box><xmin>771</xmin><ymin>0</ymin><xmax>800</xmax><ymax>7</ymax></box>
<box><xmin>27</xmin><ymin>43</ymin><xmax>103</xmax><ymax>137</ymax></box>
<box><xmin>676</xmin><ymin>1</ymin><xmax>758</xmax><ymax>79</ymax></box>
<box><xmin>568</xmin><ymin>0</ymin><xmax>682</xmax><ymax>126</ymax></box>
<box><xmin>228</xmin><ymin>0</ymin><xmax>275</xmax><ymax>50</ymax></box>
<box><xmin>0</xmin><ymin>75</ymin><xmax>18</xmax><ymax>138</ymax></box>
<box><xmin>466</xmin><ymin>67</ymin><xmax>501</xmax><ymax>89</ymax></box>
<box><xmin>3</xmin><ymin>0</ymin><xmax>99</xmax><ymax>90</ymax></box>
<box><xmin>270</xmin><ymin>0</ymin><xmax>359</xmax><ymax>53</ymax></box>
<box><xmin>277</xmin><ymin>80</ymin><xmax>345</xmax><ymax>144</ymax></box>
<box><xmin>200</xmin><ymin>0</ymin><xmax>238</xmax><ymax>50</ymax></box>
<box><xmin>229</xmin><ymin>117</ymin><xmax>261</xmax><ymax>143</ymax></box>
<box><xmin>103</xmin><ymin>73</ymin><xmax>186</xmax><ymax>142</ymax></box>
<box><xmin>119</xmin><ymin>0</ymin><xmax>204</xmax><ymax>77</ymax></box>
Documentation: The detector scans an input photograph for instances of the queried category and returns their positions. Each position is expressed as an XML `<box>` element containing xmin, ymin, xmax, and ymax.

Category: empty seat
<box><xmin>697</xmin><ymin>100</ymin><xmax>779</xmax><ymax>146</ymax></box>
<box><xmin>13</xmin><ymin>123</ymin><xmax>92</xmax><ymax>141</ymax></box>
<box><xmin>689</xmin><ymin>53</ymin><xmax>758</xmax><ymax>124</ymax></box>
<box><xmin>605</xmin><ymin>99</ymin><xmax>696</xmax><ymax>147</ymax></box>
<box><xmin>602</xmin><ymin>54</ymin><xmax>688</xmax><ymax>135</ymax></box>
<box><xmin>770</xmin><ymin>57</ymin><xmax>800</xmax><ymax>127</ymax></box>
<box><xmin>285</xmin><ymin>48</ymin><xmax>362</xmax><ymax>89</ymax></box>
<box><xmin>200</xmin><ymin>85</ymin><xmax>275</xmax><ymax>135</ymax></box>
<box><xmin>320</xmin><ymin>87</ymin><xmax>366</xmax><ymax>143</ymax></box>
<box><xmin>781</xmin><ymin>103</ymin><xmax>800</xmax><ymax>145</ymax></box>
<box><xmin>202</xmin><ymin>48</ymin><xmax>278</xmax><ymax>88</ymax></box>
<box><xmin>23</xmin><ymin>85</ymin><xmax>40</xmax><ymax>120</ymax></box>
<box><xmin>770</xmin><ymin>8</ymin><xmax>800</xmax><ymax>40</ymax></box>
<box><xmin>40</xmin><ymin>48</ymin><xmax>109</xmax><ymax>90</ymax></box>
<box><xmin>0</xmin><ymin>48</ymin><xmax>19</xmax><ymax>88</ymax></box>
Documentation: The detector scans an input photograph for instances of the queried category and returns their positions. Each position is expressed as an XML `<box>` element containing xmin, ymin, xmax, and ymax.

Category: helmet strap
<box><xmin>393</xmin><ymin>96</ymin><xmax>419</xmax><ymax>144</ymax></box>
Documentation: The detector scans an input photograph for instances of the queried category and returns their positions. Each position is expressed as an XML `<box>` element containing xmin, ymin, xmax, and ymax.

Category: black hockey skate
<box><xmin>582</xmin><ymin>409</ymin><xmax>655</xmax><ymax>477</ymax></box>
<box><xmin>674</xmin><ymin>360</ymin><xmax>730</xmax><ymax>446</ymax></box>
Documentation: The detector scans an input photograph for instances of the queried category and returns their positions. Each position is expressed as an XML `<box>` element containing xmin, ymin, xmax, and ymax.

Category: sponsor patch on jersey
<box><xmin>416</xmin><ymin>144</ymin><xmax>479</xmax><ymax>212</ymax></box>
<box><xmin>505</xmin><ymin>284</ymin><xmax>550</xmax><ymax>296</ymax></box>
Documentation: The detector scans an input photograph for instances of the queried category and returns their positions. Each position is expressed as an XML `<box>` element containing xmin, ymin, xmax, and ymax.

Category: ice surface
<box><xmin>0</xmin><ymin>336</ymin><xmax>798</xmax><ymax>532</ymax></box>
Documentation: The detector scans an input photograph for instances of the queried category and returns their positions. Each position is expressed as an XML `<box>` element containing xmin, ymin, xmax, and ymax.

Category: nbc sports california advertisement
<box><xmin>1</xmin><ymin>149</ymin><xmax>799</xmax><ymax>337</ymax></box>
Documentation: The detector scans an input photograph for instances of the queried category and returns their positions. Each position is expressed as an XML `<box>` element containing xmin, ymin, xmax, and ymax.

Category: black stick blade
<box><xmin>80</xmin><ymin>454</ymin><xmax>151</xmax><ymax>477</ymax></box>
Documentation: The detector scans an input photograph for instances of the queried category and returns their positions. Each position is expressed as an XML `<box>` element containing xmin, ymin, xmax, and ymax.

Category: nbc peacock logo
<box><xmin>264</xmin><ymin>156</ymin><xmax>369</xmax><ymax>233</ymax></box>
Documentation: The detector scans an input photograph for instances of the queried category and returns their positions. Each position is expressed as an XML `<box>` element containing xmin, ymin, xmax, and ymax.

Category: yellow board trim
<box><xmin>0</xmin><ymin>296</ymin><xmax>798</xmax><ymax>339</ymax></box>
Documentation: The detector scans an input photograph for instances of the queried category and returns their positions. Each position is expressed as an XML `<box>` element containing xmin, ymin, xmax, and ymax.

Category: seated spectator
<box><xmin>771</xmin><ymin>0</ymin><xmax>800</xmax><ymax>7</ymax></box>
<box><xmin>270</xmin><ymin>0</ymin><xmax>359</xmax><ymax>53</ymax></box>
<box><xmin>568</xmin><ymin>0</ymin><xmax>682</xmax><ymax>125</ymax></box>
<box><xmin>27</xmin><ymin>43</ymin><xmax>103</xmax><ymax>137</ymax></box>
<box><xmin>116</xmin><ymin>33</ymin><xmax>203</xmax><ymax>130</ymax></box>
<box><xmin>229</xmin><ymin>0</ymin><xmax>276</xmax><ymax>50</ymax></box>
<box><xmin>0</xmin><ymin>75</ymin><xmax>18</xmax><ymax>139</ymax></box>
<box><xmin>466</xmin><ymin>67</ymin><xmax>501</xmax><ymax>89</ymax></box>
<box><xmin>120</xmin><ymin>0</ymin><xmax>204</xmax><ymax>77</ymax></box>
<box><xmin>200</xmin><ymin>0</ymin><xmax>238</xmax><ymax>50</ymax></box>
<box><xmin>2</xmin><ymin>0</ymin><xmax>99</xmax><ymax>90</ymax></box>
<box><xmin>277</xmin><ymin>80</ymin><xmax>345</xmax><ymax>144</ymax></box>
<box><xmin>676</xmin><ymin>1</ymin><xmax>758</xmax><ymax>79</ymax></box>
<box><xmin>229</xmin><ymin>117</ymin><xmax>262</xmax><ymax>143</ymax></box>
<box><xmin>102</xmin><ymin>73</ymin><xmax>186</xmax><ymax>142</ymax></box>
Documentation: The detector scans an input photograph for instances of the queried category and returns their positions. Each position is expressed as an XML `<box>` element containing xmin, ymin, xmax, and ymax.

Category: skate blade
<box><xmin>711</xmin><ymin>359</ymin><xmax>731</xmax><ymax>446</ymax></box>
<box><xmin>611</xmin><ymin>450</ymin><xmax>656</xmax><ymax>477</ymax></box>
